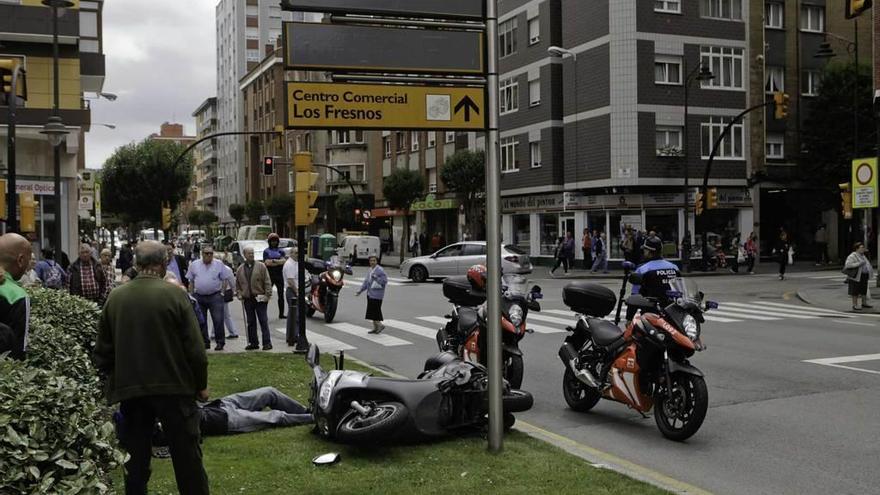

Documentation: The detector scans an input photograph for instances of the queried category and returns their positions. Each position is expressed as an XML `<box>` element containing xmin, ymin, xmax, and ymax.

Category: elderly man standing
<box><xmin>187</xmin><ymin>245</ymin><xmax>233</xmax><ymax>351</ymax></box>
<box><xmin>235</xmin><ymin>246</ymin><xmax>273</xmax><ymax>351</ymax></box>
<box><xmin>165</xmin><ymin>242</ymin><xmax>190</xmax><ymax>289</ymax></box>
<box><xmin>282</xmin><ymin>248</ymin><xmax>299</xmax><ymax>346</ymax></box>
<box><xmin>68</xmin><ymin>242</ymin><xmax>107</xmax><ymax>304</ymax></box>
<box><xmin>94</xmin><ymin>241</ymin><xmax>209</xmax><ymax>495</ymax></box>
<box><xmin>0</xmin><ymin>233</ymin><xmax>34</xmax><ymax>360</ymax></box>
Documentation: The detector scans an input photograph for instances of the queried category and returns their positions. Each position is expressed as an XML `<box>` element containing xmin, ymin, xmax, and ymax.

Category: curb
<box><xmin>343</xmin><ymin>354</ymin><xmax>710</xmax><ymax>495</ymax></box>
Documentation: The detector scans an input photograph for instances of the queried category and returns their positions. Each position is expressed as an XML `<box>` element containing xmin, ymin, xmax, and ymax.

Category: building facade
<box><xmin>192</xmin><ymin>97</ymin><xmax>218</xmax><ymax>215</ymax></box>
<box><xmin>0</xmin><ymin>0</ymin><xmax>106</xmax><ymax>255</ymax></box>
<box><xmin>147</xmin><ymin>122</ymin><xmax>197</xmax><ymax>229</ymax></box>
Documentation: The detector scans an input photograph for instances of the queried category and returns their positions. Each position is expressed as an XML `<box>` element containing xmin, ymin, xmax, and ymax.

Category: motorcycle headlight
<box><xmin>330</xmin><ymin>270</ymin><xmax>343</xmax><ymax>282</ymax></box>
<box><xmin>318</xmin><ymin>371</ymin><xmax>341</xmax><ymax>409</ymax></box>
<box><xmin>508</xmin><ymin>304</ymin><xmax>524</xmax><ymax>327</ymax></box>
<box><xmin>683</xmin><ymin>315</ymin><xmax>699</xmax><ymax>341</ymax></box>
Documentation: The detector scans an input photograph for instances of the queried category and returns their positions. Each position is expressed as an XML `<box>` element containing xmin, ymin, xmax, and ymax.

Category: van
<box><xmin>337</xmin><ymin>235</ymin><xmax>381</xmax><ymax>265</ymax></box>
<box><xmin>236</xmin><ymin>225</ymin><xmax>272</xmax><ymax>241</ymax></box>
<box><xmin>140</xmin><ymin>229</ymin><xmax>165</xmax><ymax>242</ymax></box>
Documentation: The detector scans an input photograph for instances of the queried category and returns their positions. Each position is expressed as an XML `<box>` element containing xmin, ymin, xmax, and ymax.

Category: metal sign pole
<box><xmin>485</xmin><ymin>0</ymin><xmax>503</xmax><ymax>453</ymax></box>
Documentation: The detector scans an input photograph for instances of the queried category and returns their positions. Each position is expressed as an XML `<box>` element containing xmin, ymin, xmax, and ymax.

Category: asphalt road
<box><xmin>223</xmin><ymin>267</ymin><xmax>880</xmax><ymax>495</ymax></box>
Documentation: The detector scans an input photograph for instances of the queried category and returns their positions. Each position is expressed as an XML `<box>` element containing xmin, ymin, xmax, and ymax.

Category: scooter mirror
<box><xmin>622</xmin><ymin>261</ymin><xmax>636</xmax><ymax>272</ymax></box>
<box><xmin>306</xmin><ymin>344</ymin><xmax>320</xmax><ymax>367</ymax></box>
<box><xmin>530</xmin><ymin>285</ymin><xmax>542</xmax><ymax>294</ymax></box>
<box><xmin>705</xmin><ymin>300</ymin><xmax>719</xmax><ymax>310</ymax></box>
<box><xmin>312</xmin><ymin>453</ymin><xmax>341</xmax><ymax>466</ymax></box>
<box><xmin>344</xmin><ymin>265</ymin><xmax>353</xmax><ymax>275</ymax></box>
<box><xmin>628</xmin><ymin>272</ymin><xmax>643</xmax><ymax>285</ymax></box>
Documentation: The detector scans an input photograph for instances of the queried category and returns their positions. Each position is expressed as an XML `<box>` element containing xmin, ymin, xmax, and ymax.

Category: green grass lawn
<box><xmin>113</xmin><ymin>353</ymin><xmax>667</xmax><ymax>495</ymax></box>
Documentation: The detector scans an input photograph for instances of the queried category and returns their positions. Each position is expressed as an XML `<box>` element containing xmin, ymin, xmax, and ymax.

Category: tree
<box><xmin>802</xmin><ymin>62</ymin><xmax>875</xmax><ymax>209</ymax></box>
<box><xmin>187</xmin><ymin>209</ymin><xmax>218</xmax><ymax>235</ymax></box>
<box><xmin>265</xmin><ymin>194</ymin><xmax>295</xmax><ymax>236</ymax></box>
<box><xmin>244</xmin><ymin>199</ymin><xmax>265</xmax><ymax>224</ymax></box>
<box><xmin>383</xmin><ymin>168</ymin><xmax>425</xmax><ymax>263</ymax></box>
<box><xmin>335</xmin><ymin>194</ymin><xmax>361</xmax><ymax>230</ymax></box>
<box><xmin>101</xmin><ymin>139</ymin><xmax>194</xmax><ymax>226</ymax></box>
<box><xmin>228</xmin><ymin>203</ymin><xmax>245</xmax><ymax>229</ymax></box>
<box><xmin>440</xmin><ymin>149</ymin><xmax>486</xmax><ymax>239</ymax></box>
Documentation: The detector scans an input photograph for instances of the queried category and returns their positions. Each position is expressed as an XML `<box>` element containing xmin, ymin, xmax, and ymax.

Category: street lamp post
<box><xmin>548</xmin><ymin>46</ymin><xmax>578</xmax><ymax>188</ymax></box>
<box><xmin>40</xmin><ymin>0</ymin><xmax>73</xmax><ymax>261</ymax></box>
<box><xmin>682</xmin><ymin>61</ymin><xmax>714</xmax><ymax>253</ymax></box>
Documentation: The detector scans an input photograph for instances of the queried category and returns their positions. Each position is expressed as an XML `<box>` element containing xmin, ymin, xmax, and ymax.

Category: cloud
<box><xmin>86</xmin><ymin>0</ymin><xmax>217</xmax><ymax>169</ymax></box>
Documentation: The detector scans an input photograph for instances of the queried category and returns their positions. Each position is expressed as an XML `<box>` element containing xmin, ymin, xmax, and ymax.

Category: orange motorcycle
<box><xmin>557</xmin><ymin>263</ymin><xmax>714</xmax><ymax>441</ymax></box>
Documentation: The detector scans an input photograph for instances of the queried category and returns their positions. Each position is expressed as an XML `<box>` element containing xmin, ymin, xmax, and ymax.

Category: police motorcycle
<box><xmin>304</xmin><ymin>255</ymin><xmax>352</xmax><ymax>323</ymax></box>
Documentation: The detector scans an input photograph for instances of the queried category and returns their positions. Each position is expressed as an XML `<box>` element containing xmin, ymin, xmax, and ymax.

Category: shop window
<box><xmin>645</xmin><ymin>210</ymin><xmax>680</xmax><ymax>258</ymax></box>
<box><xmin>539</xmin><ymin>214</ymin><xmax>559</xmax><ymax>256</ymax></box>
<box><xmin>512</xmin><ymin>214</ymin><xmax>531</xmax><ymax>254</ymax></box>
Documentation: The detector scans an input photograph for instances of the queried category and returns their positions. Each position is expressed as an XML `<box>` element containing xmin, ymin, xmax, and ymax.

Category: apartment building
<box><xmin>147</xmin><ymin>122</ymin><xmax>197</xmax><ymax>225</ymax></box>
<box><xmin>192</xmin><ymin>97</ymin><xmax>218</xmax><ymax>215</ymax></box>
<box><xmin>0</xmin><ymin>0</ymin><xmax>107</xmax><ymax>254</ymax></box>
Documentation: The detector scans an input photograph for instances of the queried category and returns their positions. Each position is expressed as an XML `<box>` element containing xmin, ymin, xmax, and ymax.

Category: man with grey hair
<box><xmin>235</xmin><ymin>246</ymin><xmax>273</xmax><ymax>350</ymax></box>
<box><xmin>94</xmin><ymin>240</ymin><xmax>209</xmax><ymax>494</ymax></box>
<box><xmin>187</xmin><ymin>245</ymin><xmax>233</xmax><ymax>351</ymax></box>
<box><xmin>68</xmin><ymin>242</ymin><xmax>107</xmax><ymax>304</ymax></box>
<box><xmin>0</xmin><ymin>233</ymin><xmax>34</xmax><ymax>360</ymax></box>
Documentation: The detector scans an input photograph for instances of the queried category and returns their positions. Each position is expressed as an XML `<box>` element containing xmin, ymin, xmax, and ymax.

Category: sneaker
<box><xmin>861</xmin><ymin>304</ymin><xmax>874</xmax><ymax>309</ymax></box>
<box><xmin>853</xmin><ymin>306</ymin><xmax>862</xmax><ymax>311</ymax></box>
<box><xmin>262</xmin><ymin>344</ymin><xmax>273</xmax><ymax>351</ymax></box>
<box><xmin>245</xmin><ymin>344</ymin><xmax>259</xmax><ymax>351</ymax></box>
<box><xmin>279</xmin><ymin>314</ymin><xmax>287</xmax><ymax>319</ymax></box>
<box><xmin>226</xmin><ymin>334</ymin><xmax>239</xmax><ymax>339</ymax></box>
<box><xmin>214</xmin><ymin>344</ymin><xmax>224</xmax><ymax>351</ymax></box>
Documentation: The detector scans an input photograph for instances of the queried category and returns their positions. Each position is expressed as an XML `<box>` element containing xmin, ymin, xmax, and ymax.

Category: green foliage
<box><xmin>228</xmin><ymin>203</ymin><xmax>246</xmax><ymax>226</ymax></box>
<box><xmin>265</xmin><ymin>195</ymin><xmax>295</xmax><ymax>236</ymax></box>
<box><xmin>100</xmin><ymin>139</ymin><xmax>195</xmax><ymax>224</ymax></box>
<box><xmin>382</xmin><ymin>168</ymin><xmax>425</xmax><ymax>262</ymax></box>
<box><xmin>335</xmin><ymin>194</ymin><xmax>361</xmax><ymax>230</ymax></box>
<box><xmin>26</xmin><ymin>320</ymin><xmax>101</xmax><ymax>398</ymax></box>
<box><xmin>245</xmin><ymin>199</ymin><xmax>266</xmax><ymax>223</ymax></box>
<box><xmin>440</xmin><ymin>150</ymin><xmax>486</xmax><ymax>238</ymax></box>
<box><xmin>27</xmin><ymin>288</ymin><xmax>101</xmax><ymax>352</ymax></box>
<box><xmin>187</xmin><ymin>209</ymin><xmax>220</xmax><ymax>231</ymax></box>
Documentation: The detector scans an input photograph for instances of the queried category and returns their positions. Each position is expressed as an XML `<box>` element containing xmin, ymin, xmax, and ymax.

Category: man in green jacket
<box><xmin>94</xmin><ymin>240</ymin><xmax>210</xmax><ymax>495</ymax></box>
<box><xmin>0</xmin><ymin>233</ymin><xmax>33</xmax><ymax>360</ymax></box>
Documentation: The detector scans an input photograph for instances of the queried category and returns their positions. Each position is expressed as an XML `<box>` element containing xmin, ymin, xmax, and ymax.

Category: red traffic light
<box><xmin>263</xmin><ymin>156</ymin><xmax>275</xmax><ymax>176</ymax></box>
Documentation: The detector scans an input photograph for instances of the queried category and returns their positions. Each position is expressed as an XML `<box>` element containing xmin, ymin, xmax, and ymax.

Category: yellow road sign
<box><xmin>852</xmin><ymin>157</ymin><xmax>878</xmax><ymax>209</ymax></box>
<box><xmin>286</xmin><ymin>82</ymin><xmax>485</xmax><ymax>130</ymax></box>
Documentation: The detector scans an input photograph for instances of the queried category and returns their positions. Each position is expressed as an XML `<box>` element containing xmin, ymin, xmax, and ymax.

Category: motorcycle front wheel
<box><xmin>502</xmin><ymin>389</ymin><xmax>533</xmax><ymax>413</ymax></box>
<box><xmin>324</xmin><ymin>294</ymin><xmax>338</xmax><ymax>323</ymax></box>
<box><xmin>654</xmin><ymin>372</ymin><xmax>708</xmax><ymax>442</ymax></box>
<box><xmin>505</xmin><ymin>354</ymin><xmax>524</xmax><ymax>389</ymax></box>
<box><xmin>562</xmin><ymin>367</ymin><xmax>601</xmax><ymax>412</ymax></box>
<box><xmin>336</xmin><ymin>401</ymin><xmax>408</xmax><ymax>444</ymax></box>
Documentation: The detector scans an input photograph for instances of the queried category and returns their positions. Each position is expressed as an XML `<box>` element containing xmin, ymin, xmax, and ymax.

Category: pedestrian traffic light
<box><xmin>294</xmin><ymin>152</ymin><xmax>319</xmax><ymax>226</ymax></box>
<box><xmin>840</xmin><ymin>182</ymin><xmax>853</xmax><ymax>219</ymax></box>
<box><xmin>773</xmin><ymin>92</ymin><xmax>790</xmax><ymax>120</ymax></box>
<box><xmin>263</xmin><ymin>156</ymin><xmax>275</xmax><ymax>176</ymax></box>
<box><xmin>0</xmin><ymin>179</ymin><xmax>6</xmax><ymax>221</ymax></box>
<box><xmin>695</xmin><ymin>191</ymin><xmax>704</xmax><ymax>216</ymax></box>
<box><xmin>19</xmin><ymin>192</ymin><xmax>35</xmax><ymax>233</ymax></box>
<box><xmin>846</xmin><ymin>0</ymin><xmax>872</xmax><ymax>19</ymax></box>
<box><xmin>161</xmin><ymin>202</ymin><xmax>172</xmax><ymax>230</ymax></box>
<box><xmin>706</xmin><ymin>187</ymin><xmax>719</xmax><ymax>209</ymax></box>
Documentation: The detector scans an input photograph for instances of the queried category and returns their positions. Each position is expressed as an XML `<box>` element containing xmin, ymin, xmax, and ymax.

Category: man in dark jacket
<box><xmin>68</xmin><ymin>243</ymin><xmax>107</xmax><ymax>304</ymax></box>
<box><xmin>117</xmin><ymin>242</ymin><xmax>134</xmax><ymax>276</ymax></box>
<box><xmin>0</xmin><ymin>233</ymin><xmax>33</xmax><ymax>360</ymax></box>
<box><xmin>164</xmin><ymin>242</ymin><xmax>190</xmax><ymax>289</ymax></box>
<box><xmin>94</xmin><ymin>240</ymin><xmax>209</xmax><ymax>495</ymax></box>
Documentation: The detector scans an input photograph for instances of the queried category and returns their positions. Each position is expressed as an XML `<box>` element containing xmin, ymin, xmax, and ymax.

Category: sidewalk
<box><xmin>796</xmin><ymin>279</ymin><xmax>880</xmax><ymax>315</ymax></box>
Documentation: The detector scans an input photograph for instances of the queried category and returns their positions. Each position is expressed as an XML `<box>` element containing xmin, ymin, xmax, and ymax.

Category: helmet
<box><xmin>466</xmin><ymin>264</ymin><xmax>487</xmax><ymax>292</ymax></box>
<box><xmin>641</xmin><ymin>235</ymin><xmax>663</xmax><ymax>255</ymax></box>
<box><xmin>267</xmin><ymin>233</ymin><xmax>280</xmax><ymax>243</ymax></box>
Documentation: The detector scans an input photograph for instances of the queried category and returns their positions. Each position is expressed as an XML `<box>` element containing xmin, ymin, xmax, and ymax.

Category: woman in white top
<box><xmin>844</xmin><ymin>242</ymin><xmax>873</xmax><ymax>311</ymax></box>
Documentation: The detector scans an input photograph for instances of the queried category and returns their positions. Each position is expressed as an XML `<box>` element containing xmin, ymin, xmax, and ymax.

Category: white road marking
<box><xmin>702</xmin><ymin>314</ymin><xmax>742</xmax><ymax>323</ymax></box>
<box><xmin>348</xmin><ymin>277</ymin><xmax>404</xmax><ymax>287</ymax></box>
<box><xmin>706</xmin><ymin>309</ymin><xmax>782</xmax><ymax>321</ymax></box>
<box><xmin>417</xmin><ymin>316</ymin><xmax>449</xmax><ymax>326</ymax></box>
<box><xmin>528</xmin><ymin>313</ymin><xmax>577</xmax><ymax>326</ymax></box>
<box><xmin>416</xmin><ymin>315</ymin><xmax>565</xmax><ymax>334</ymax></box>
<box><xmin>327</xmin><ymin>322</ymin><xmax>412</xmax><ymax>346</ymax></box>
<box><xmin>717</xmin><ymin>304</ymin><xmax>818</xmax><ymax>319</ymax></box>
<box><xmin>726</xmin><ymin>302</ymin><xmax>849</xmax><ymax>318</ymax></box>
<box><xmin>382</xmin><ymin>319</ymin><xmax>437</xmax><ymax>339</ymax></box>
<box><xmin>527</xmin><ymin>323</ymin><xmax>567</xmax><ymax>334</ymax></box>
<box><xmin>832</xmin><ymin>320</ymin><xmax>876</xmax><ymax>327</ymax></box>
<box><xmin>274</xmin><ymin>327</ymin><xmax>355</xmax><ymax>351</ymax></box>
<box><xmin>544</xmin><ymin>309</ymin><xmax>573</xmax><ymax>316</ymax></box>
<box><xmin>803</xmin><ymin>353</ymin><xmax>880</xmax><ymax>375</ymax></box>
<box><xmin>745</xmin><ymin>301</ymin><xmax>850</xmax><ymax>316</ymax></box>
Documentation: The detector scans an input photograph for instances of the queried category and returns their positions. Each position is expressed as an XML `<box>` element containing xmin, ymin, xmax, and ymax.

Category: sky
<box><xmin>85</xmin><ymin>0</ymin><xmax>217</xmax><ymax>169</ymax></box>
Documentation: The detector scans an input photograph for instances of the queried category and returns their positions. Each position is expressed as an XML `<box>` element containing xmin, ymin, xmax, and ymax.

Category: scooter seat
<box><xmin>457</xmin><ymin>307</ymin><xmax>479</xmax><ymax>334</ymax></box>
<box><xmin>423</xmin><ymin>351</ymin><xmax>459</xmax><ymax>372</ymax></box>
<box><xmin>587</xmin><ymin>319</ymin><xmax>624</xmax><ymax>347</ymax></box>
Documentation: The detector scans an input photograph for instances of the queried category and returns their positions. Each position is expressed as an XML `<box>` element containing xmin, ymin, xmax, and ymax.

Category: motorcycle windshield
<box><xmin>669</xmin><ymin>278</ymin><xmax>702</xmax><ymax>308</ymax></box>
<box><xmin>501</xmin><ymin>274</ymin><xmax>529</xmax><ymax>297</ymax></box>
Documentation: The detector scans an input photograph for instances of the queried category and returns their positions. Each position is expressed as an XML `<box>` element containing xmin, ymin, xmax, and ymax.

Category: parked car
<box><xmin>400</xmin><ymin>241</ymin><xmax>532</xmax><ymax>282</ymax></box>
<box><xmin>279</xmin><ymin>238</ymin><xmax>297</xmax><ymax>257</ymax></box>
<box><xmin>224</xmin><ymin>239</ymin><xmax>269</xmax><ymax>270</ymax></box>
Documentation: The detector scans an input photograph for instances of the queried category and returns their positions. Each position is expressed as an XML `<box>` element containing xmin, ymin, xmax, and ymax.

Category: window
<box><xmin>801</xmin><ymin>5</ymin><xmax>824</xmax><ymax>32</ymax></box>
<box><xmin>802</xmin><ymin>70</ymin><xmax>821</xmax><ymax>96</ymax></box>
<box><xmin>700</xmin><ymin>46</ymin><xmax>744</xmax><ymax>90</ymax></box>
<box><xmin>512</xmin><ymin>215</ymin><xmax>531</xmax><ymax>253</ymax></box>
<box><xmin>436</xmin><ymin>244</ymin><xmax>463</xmax><ymax>258</ymax></box>
<box><xmin>383</xmin><ymin>138</ymin><xmax>391</xmax><ymax>157</ymax></box>
<box><xmin>766</xmin><ymin>133</ymin><xmax>784</xmax><ymax>159</ymax></box>
<box><xmin>396</xmin><ymin>131</ymin><xmax>406</xmax><ymax>151</ymax></box>
<box><xmin>654</xmin><ymin>0</ymin><xmax>681</xmax><ymax>13</ymax></box>
<box><xmin>655</xmin><ymin>126</ymin><xmax>683</xmax><ymax>156</ymax></box>
<box><xmin>701</xmin><ymin>0</ymin><xmax>742</xmax><ymax>20</ymax></box>
<box><xmin>528</xmin><ymin>17</ymin><xmax>540</xmax><ymax>45</ymax></box>
<box><xmin>445</xmin><ymin>132</ymin><xmax>456</xmax><ymax>144</ymax></box>
<box><xmin>499</xmin><ymin>18</ymin><xmax>518</xmax><ymax>58</ymax></box>
<box><xmin>539</xmin><ymin>214</ymin><xmax>559</xmax><ymax>255</ymax></box>
<box><xmin>654</xmin><ymin>56</ymin><xmax>682</xmax><ymax>85</ymax></box>
<box><xmin>246</xmin><ymin>49</ymin><xmax>261</xmax><ymax>62</ymax></box>
<box><xmin>427</xmin><ymin>132</ymin><xmax>436</xmax><ymax>148</ymax></box>
<box><xmin>462</xmin><ymin>244</ymin><xmax>487</xmax><ymax>256</ymax></box>
<box><xmin>701</xmin><ymin>116</ymin><xmax>744</xmax><ymax>159</ymax></box>
<box><xmin>80</xmin><ymin>11</ymin><xmax>98</xmax><ymax>37</ymax></box>
<box><xmin>501</xmin><ymin>137</ymin><xmax>520</xmax><ymax>173</ymax></box>
<box><xmin>336</xmin><ymin>131</ymin><xmax>350</xmax><ymax>145</ymax></box>
<box><xmin>411</xmin><ymin>132</ymin><xmax>420</xmax><ymax>151</ymax></box>
<box><xmin>80</xmin><ymin>39</ymin><xmax>100</xmax><ymax>53</ymax></box>
<box><xmin>530</xmin><ymin>142</ymin><xmax>542</xmax><ymax>168</ymax></box>
<box><xmin>765</xmin><ymin>2</ymin><xmax>784</xmax><ymax>28</ymax></box>
<box><xmin>500</xmin><ymin>78</ymin><xmax>519</xmax><ymax>114</ymax></box>
<box><xmin>529</xmin><ymin>79</ymin><xmax>541</xmax><ymax>106</ymax></box>
<box><xmin>765</xmin><ymin>66</ymin><xmax>784</xmax><ymax>93</ymax></box>
<box><xmin>354</xmin><ymin>130</ymin><xmax>364</xmax><ymax>143</ymax></box>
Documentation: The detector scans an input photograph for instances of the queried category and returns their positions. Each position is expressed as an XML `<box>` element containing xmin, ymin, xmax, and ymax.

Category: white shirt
<box><xmin>282</xmin><ymin>257</ymin><xmax>299</xmax><ymax>289</ymax></box>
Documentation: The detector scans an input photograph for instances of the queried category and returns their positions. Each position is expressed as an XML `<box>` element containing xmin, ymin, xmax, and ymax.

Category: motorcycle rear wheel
<box><xmin>336</xmin><ymin>401</ymin><xmax>408</xmax><ymax>444</ymax></box>
<box><xmin>654</xmin><ymin>372</ymin><xmax>708</xmax><ymax>442</ymax></box>
<box><xmin>324</xmin><ymin>295</ymin><xmax>338</xmax><ymax>323</ymax></box>
<box><xmin>306</xmin><ymin>306</ymin><xmax>316</xmax><ymax>317</ymax></box>
<box><xmin>505</xmin><ymin>355</ymin><xmax>524</xmax><ymax>389</ymax></box>
<box><xmin>562</xmin><ymin>368</ymin><xmax>601</xmax><ymax>412</ymax></box>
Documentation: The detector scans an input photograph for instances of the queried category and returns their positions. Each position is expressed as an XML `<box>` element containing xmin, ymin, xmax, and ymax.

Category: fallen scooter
<box><xmin>306</xmin><ymin>344</ymin><xmax>534</xmax><ymax>444</ymax></box>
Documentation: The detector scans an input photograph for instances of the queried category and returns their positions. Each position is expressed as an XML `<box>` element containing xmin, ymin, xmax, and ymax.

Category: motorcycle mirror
<box><xmin>306</xmin><ymin>344</ymin><xmax>319</xmax><ymax>367</ymax></box>
<box><xmin>312</xmin><ymin>453</ymin><xmax>341</xmax><ymax>466</ymax></box>
<box><xmin>622</xmin><ymin>261</ymin><xmax>636</xmax><ymax>272</ymax></box>
<box><xmin>533</xmin><ymin>292</ymin><xmax>544</xmax><ymax>300</ymax></box>
<box><xmin>344</xmin><ymin>266</ymin><xmax>353</xmax><ymax>275</ymax></box>
<box><xmin>705</xmin><ymin>301</ymin><xmax>719</xmax><ymax>310</ymax></box>
<box><xmin>530</xmin><ymin>285</ymin><xmax>542</xmax><ymax>294</ymax></box>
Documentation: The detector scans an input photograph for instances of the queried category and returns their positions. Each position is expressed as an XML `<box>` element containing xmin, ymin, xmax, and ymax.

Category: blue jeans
<box><xmin>220</xmin><ymin>387</ymin><xmax>312</xmax><ymax>433</ymax></box>
<box><xmin>591</xmin><ymin>253</ymin><xmax>608</xmax><ymax>273</ymax></box>
<box><xmin>285</xmin><ymin>288</ymin><xmax>299</xmax><ymax>344</ymax></box>
<box><xmin>195</xmin><ymin>292</ymin><xmax>225</xmax><ymax>346</ymax></box>
<box><xmin>222</xmin><ymin>302</ymin><xmax>238</xmax><ymax>336</ymax></box>
<box><xmin>243</xmin><ymin>298</ymin><xmax>271</xmax><ymax>346</ymax></box>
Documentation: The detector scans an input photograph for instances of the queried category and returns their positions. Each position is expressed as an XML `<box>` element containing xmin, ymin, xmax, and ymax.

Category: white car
<box><xmin>400</xmin><ymin>242</ymin><xmax>532</xmax><ymax>282</ymax></box>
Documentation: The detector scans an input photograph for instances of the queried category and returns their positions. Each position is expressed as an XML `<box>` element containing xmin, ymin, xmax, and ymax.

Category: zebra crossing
<box><xmin>347</xmin><ymin>276</ymin><xmax>410</xmax><ymax>287</ymax></box>
<box><xmin>275</xmin><ymin>301</ymin><xmax>857</xmax><ymax>353</ymax></box>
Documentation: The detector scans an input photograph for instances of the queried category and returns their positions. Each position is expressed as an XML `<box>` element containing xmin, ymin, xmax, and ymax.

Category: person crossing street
<box><xmin>356</xmin><ymin>255</ymin><xmax>387</xmax><ymax>334</ymax></box>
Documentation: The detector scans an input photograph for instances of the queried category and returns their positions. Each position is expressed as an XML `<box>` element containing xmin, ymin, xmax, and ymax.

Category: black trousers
<box><xmin>118</xmin><ymin>396</ymin><xmax>209</xmax><ymax>495</ymax></box>
<box><xmin>270</xmin><ymin>275</ymin><xmax>285</xmax><ymax>317</ymax></box>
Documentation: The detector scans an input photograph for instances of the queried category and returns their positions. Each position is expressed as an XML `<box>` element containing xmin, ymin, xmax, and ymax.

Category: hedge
<box><xmin>26</xmin><ymin>288</ymin><xmax>101</xmax><ymax>352</ymax></box>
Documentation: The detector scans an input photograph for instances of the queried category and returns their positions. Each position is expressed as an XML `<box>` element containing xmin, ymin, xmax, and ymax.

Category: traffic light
<box><xmin>773</xmin><ymin>92</ymin><xmax>790</xmax><ymax>120</ymax></box>
<box><xmin>294</xmin><ymin>152</ymin><xmax>319</xmax><ymax>226</ymax></box>
<box><xmin>695</xmin><ymin>191</ymin><xmax>704</xmax><ymax>216</ymax></box>
<box><xmin>840</xmin><ymin>182</ymin><xmax>853</xmax><ymax>219</ymax></box>
<box><xmin>263</xmin><ymin>156</ymin><xmax>275</xmax><ymax>176</ymax></box>
<box><xmin>0</xmin><ymin>179</ymin><xmax>6</xmax><ymax>221</ymax></box>
<box><xmin>846</xmin><ymin>0</ymin><xmax>872</xmax><ymax>19</ymax></box>
<box><xmin>161</xmin><ymin>202</ymin><xmax>172</xmax><ymax>230</ymax></box>
<box><xmin>0</xmin><ymin>58</ymin><xmax>26</xmax><ymax>106</ymax></box>
<box><xmin>19</xmin><ymin>192</ymin><xmax>35</xmax><ymax>233</ymax></box>
<box><xmin>706</xmin><ymin>187</ymin><xmax>719</xmax><ymax>209</ymax></box>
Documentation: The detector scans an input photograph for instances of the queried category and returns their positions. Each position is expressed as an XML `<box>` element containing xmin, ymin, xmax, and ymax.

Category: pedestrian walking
<box><xmin>356</xmin><ymin>255</ymin><xmax>387</xmax><ymax>334</ymax></box>
<box><xmin>68</xmin><ymin>243</ymin><xmax>107</xmax><ymax>305</ymax></box>
<box><xmin>744</xmin><ymin>232</ymin><xmax>758</xmax><ymax>274</ymax></box>
<box><xmin>550</xmin><ymin>236</ymin><xmax>566</xmax><ymax>276</ymax></box>
<box><xmin>621</xmin><ymin>227</ymin><xmax>635</xmax><ymax>263</ymax></box>
<box><xmin>35</xmin><ymin>248</ymin><xmax>67</xmax><ymax>289</ymax></box>
<box><xmin>591</xmin><ymin>232</ymin><xmax>609</xmax><ymax>273</ymax></box>
<box><xmin>187</xmin><ymin>245</ymin><xmax>233</xmax><ymax>351</ymax></box>
<box><xmin>117</xmin><ymin>242</ymin><xmax>134</xmax><ymax>276</ymax></box>
<box><xmin>282</xmin><ymin>248</ymin><xmax>299</xmax><ymax>346</ymax></box>
<box><xmin>419</xmin><ymin>232</ymin><xmax>428</xmax><ymax>256</ymax></box>
<box><xmin>164</xmin><ymin>242</ymin><xmax>189</xmax><ymax>289</ymax></box>
<box><xmin>93</xmin><ymin>240</ymin><xmax>209</xmax><ymax>495</ymax></box>
<box><xmin>99</xmin><ymin>248</ymin><xmax>117</xmax><ymax>300</ymax></box>
<box><xmin>815</xmin><ymin>225</ymin><xmax>830</xmax><ymax>265</ymax></box>
<box><xmin>681</xmin><ymin>232</ymin><xmax>692</xmax><ymax>273</ymax></box>
<box><xmin>235</xmin><ymin>246</ymin><xmax>274</xmax><ymax>351</ymax></box>
<box><xmin>220</xmin><ymin>261</ymin><xmax>239</xmax><ymax>340</ymax></box>
<box><xmin>844</xmin><ymin>242</ymin><xmax>874</xmax><ymax>311</ymax></box>
<box><xmin>0</xmin><ymin>233</ymin><xmax>34</xmax><ymax>360</ymax></box>
<box><xmin>773</xmin><ymin>230</ymin><xmax>791</xmax><ymax>280</ymax></box>
<box><xmin>729</xmin><ymin>234</ymin><xmax>742</xmax><ymax>274</ymax></box>
<box><xmin>582</xmin><ymin>228</ymin><xmax>593</xmax><ymax>270</ymax></box>
<box><xmin>263</xmin><ymin>233</ymin><xmax>287</xmax><ymax>320</ymax></box>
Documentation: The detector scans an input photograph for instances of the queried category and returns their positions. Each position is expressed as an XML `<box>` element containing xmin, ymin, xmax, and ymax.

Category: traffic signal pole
<box><xmin>293</xmin><ymin>152</ymin><xmax>319</xmax><ymax>354</ymax></box>
<box><xmin>2</xmin><ymin>60</ymin><xmax>23</xmax><ymax>232</ymax></box>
